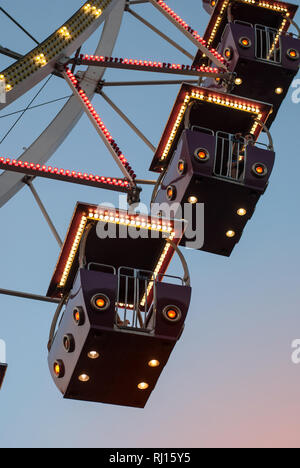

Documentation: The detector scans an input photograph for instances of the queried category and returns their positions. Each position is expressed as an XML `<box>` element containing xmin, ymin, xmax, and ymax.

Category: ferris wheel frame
<box><xmin>0</xmin><ymin>0</ymin><xmax>126</xmax><ymax>208</ymax></box>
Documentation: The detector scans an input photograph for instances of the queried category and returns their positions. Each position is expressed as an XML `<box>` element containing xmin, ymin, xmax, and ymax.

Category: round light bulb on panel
<box><xmin>188</xmin><ymin>196</ymin><xmax>198</xmax><ymax>204</ymax></box>
<box><xmin>138</xmin><ymin>382</ymin><xmax>149</xmax><ymax>390</ymax></box>
<box><xmin>237</xmin><ymin>208</ymin><xmax>247</xmax><ymax>216</ymax></box>
<box><xmin>78</xmin><ymin>374</ymin><xmax>90</xmax><ymax>382</ymax></box>
<box><xmin>275</xmin><ymin>87</ymin><xmax>283</xmax><ymax>95</ymax></box>
<box><xmin>226</xmin><ymin>230</ymin><xmax>236</xmax><ymax>238</ymax></box>
<box><xmin>148</xmin><ymin>360</ymin><xmax>160</xmax><ymax>368</ymax></box>
<box><xmin>235</xmin><ymin>78</ymin><xmax>243</xmax><ymax>86</ymax></box>
<box><xmin>88</xmin><ymin>351</ymin><xmax>100</xmax><ymax>360</ymax></box>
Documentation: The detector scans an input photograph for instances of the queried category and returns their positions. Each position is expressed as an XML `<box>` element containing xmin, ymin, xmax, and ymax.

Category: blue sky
<box><xmin>0</xmin><ymin>0</ymin><xmax>299</xmax><ymax>448</ymax></box>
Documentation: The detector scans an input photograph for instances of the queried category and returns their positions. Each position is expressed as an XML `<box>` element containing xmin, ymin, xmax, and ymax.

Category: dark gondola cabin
<box><xmin>150</xmin><ymin>84</ymin><xmax>275</xmax><ymax>257</ymax></box>
<box><xmin>47</xmin><ymin>203</ymin><xmax>191</xmax><ymax>408</ymax></box>
<box><xmin>197</xmin><ymin>0</ymin><xmax>300</xmax><ymax>127</ymax></box>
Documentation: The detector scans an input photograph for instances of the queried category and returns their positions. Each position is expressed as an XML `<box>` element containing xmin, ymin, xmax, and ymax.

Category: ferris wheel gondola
<box><xmin>0</xmin><ymin>0</ymin><xmax>298</xmax><ymax>407</ymax></box>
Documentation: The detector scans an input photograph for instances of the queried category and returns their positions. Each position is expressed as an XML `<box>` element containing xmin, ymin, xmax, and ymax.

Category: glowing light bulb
<box><xmin>188</xmin><ymin>196</ymin><xmax>198</xmax><ymax>204</ymax></box>
<box><xmin>138</xmin><ymin>382</ymin><xmax>149</xmax><ymax>390</ymax></box>
<box><xmin>148</xmin><ymin>360</ymin><xmax>160</xmax><ymax>368</ymax></box>
<box><xmin>226</xmin><ymin>230</ymin><xmax>236</xmax><ymax>238</ymax></box>
<box><xmin>88</xmin><ymin>351</ymin><xmax>100</xmax><ymax>360</ymax></box>
<box><xmin>78</xmin><ymin>374</ymin><xmax>90</xmax><ymax>382</ymax></box>
<box><xmin>237</xmin><ymin>208</ymin><xmax>247</xmax><ymax>216</ymax></box>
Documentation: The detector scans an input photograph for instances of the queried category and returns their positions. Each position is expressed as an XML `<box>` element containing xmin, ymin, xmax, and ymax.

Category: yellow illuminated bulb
<box><xmin>78</xmin><ymin>374</ymin><xmax>90</xmax><ymax>382</ymax></box>
<box><xmin>188</xmin><ymin>196</ymin><xmax>198</xmax><ymax>204</ymax></box>
<box><xmin>226</xmin><ymin>230</ymin><xmax>236</xmax><ymax>238</ymax></box>
<box><xmin>138</xmin><ymin>382</ymin><xmax>149</xmax><ymax>390</ymax></box>
<box><xmin>237</xmin><ymin>208</ymin><xmax>247</xmax><ymax>216</ymax></box>
<box><xmin>235</xmin><ymin>78</ymin><xmax>243</xmax><ymax>86</ymax></box>
<box><xmin>88</xmin><ymin>351</ymin><xmax>100</xmax><ymax>360</ymax></box>
<box><xmin>148</xmin><ymin>360</ymin><xmax>160</xmax><ymax>368</ymax></box>
<box><xmin>275</xmin><ymin>87</ymin><xmax>283</xmax><ymax>95</ymax></box>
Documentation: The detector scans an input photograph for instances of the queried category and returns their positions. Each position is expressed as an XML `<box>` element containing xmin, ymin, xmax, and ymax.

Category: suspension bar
<box><xmin>126</xmin><ymin>5</ymin><xmax>194</xmax><ymax>60</ymax></box>
<box><xmin>24</xmin><ymin>176</ymin><xmax>63</xmax><ymax>248</ymax></box>
<box><xmin>0</xmin><ymin>157</ymin><xmax>131</xmax><ymax>193</ymax></box>
<box><xmin>0</xmin><ymin>287</ymin><xmax>60</xmax><ymax>304</ymax></box>
<box><xmin>62</xmin><ymin>67</ymin><xmax>136</xmax><ymax>186</ymax></box>
<box><xmin>71</xmin><ymin>54</ymin><xmax>230</xmax><ymax>79</ymax></box>
<box><xmin>148</xmin><ymin>0</ymin><xmax>228</xmax><ymax>70</ymax></box>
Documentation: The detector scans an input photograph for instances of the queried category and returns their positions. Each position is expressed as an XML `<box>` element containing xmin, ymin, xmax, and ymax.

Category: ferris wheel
<box><xmin>0</xmin><ymin>0</ymin><xmax>299</xmax><ymax>407</ymax></box>
<box><xmin>0</xmin><ymin>0</ymin><xmax>230</xmax><ymax>301</ymax></box>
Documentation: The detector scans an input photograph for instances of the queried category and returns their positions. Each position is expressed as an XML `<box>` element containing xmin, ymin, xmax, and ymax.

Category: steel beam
<box><xmin>100</xmin><ymin>91</ymin><xmax>156</xmax><ymax>152</ymax></box>
<box><xmin>72</xmin><ymin>55</ymin><xmax>228</xmax><ymax>79</ymax></box>
<box><xmin>126</xmin><ymin>6</ymin><xmax>194</xmax><ymax>60</ymax></box>
<box><xmin>148</xmin><ymin>0</ymin><xmax>227</xmax><ymax>70</ymax></box>
<box><xmin>0</xmin><ymin>159</ymin><xmax>130</xmax><ymax>193</ymax></box>
<box><xmin>0</xmin><ymin>288</ymin><xmax>60</xmax><ymax>304</ymax></box>
<box><xmin>99</xmin><ymin>79</ymin><xmax>198</xmax><ymax>87</ymax></box>
<box><xmin>24</xmin><ymin>177</ymin><xmax>63</xmax><ymax>248</ymax></box>
<box><xmin>63</xmin><ymin>67</ymin><xmax>136</xmax><ymax>185</ymax></box>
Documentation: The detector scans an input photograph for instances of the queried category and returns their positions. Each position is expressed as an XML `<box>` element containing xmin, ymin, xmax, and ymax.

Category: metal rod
<box><xmin>0</xmin><ymin>7</ymin><xmax>39</xmax><ymax>45</ymax></box>
<box><xmin>0</xmin><ymin>96</ymin><xmax>72</xmax><ymax>119</ymax></box>
<box><xmin>135</xmin><ymin>179</ymin><xmax>157</xmax><ymax>185</ymax></box>
<box><xmin>48</xmin><ymin>294</ymin><xmax>68</xmax><ymax>350</ymax></box>
<box><xmin>74</xmin><ymin>56</ymin><xmax>228</xmax><ymax>79</ymax></box>
<box><xmin>0</xmin><ymin>288</ymin><xmax>60</xmax><ymax>304</ymax></box>
<box><xmin>0</xmin><ymin>76</ymin><xmax>52</xmax><ymax>145</ymax></box>
<box><xmin>148</xmin><ymin>0</ymin><xmax>227</xmax><ymax>70</ymax></box>
<box><xmin>255</xmin><ymin>119</ymin><xmax>274</xmax><ymax>152</ymax></box>
<box><xmin>165</xmin><ymin>239</ymin><xmax>191</xmax><ymax>287</ymax></box>
<box><xmin>286</xmin><ymin>16</ymin><xmax>300</xmax><ymax>39</ymax></box>
<box><xmin>0</xmin><ymin>45</ymin><xmax>22</xmax><ymax>60</ymax></box>
<box><xmin>100</xmin><ymin>79</ymin><xmax>198</xmax><ymax>87</ymax></box>
<box><xmin>0</xmin><ymin>160</ymin><xmax>130</xmax><ymax>194</ymax></box>
<box><xmin>24</xmin><ymin>177</ymin><xmax>63</xmax><ymax>248</ymax></box>
<box><xmin>127</xmin><ymin>0</ymin><xmax>149</xmax><ymax>4</ymax></box>
<box><xmin>126</xmin><ymin>6</ymin><xmax>194</xmax><ymax>60</ymax></box>
<box><xmin>63</xmin><ymin>68</ymin><xmax>135</xmax><ymax>185</ymax></box>
<box><xmin>71</xmin><ymin>47</ymin><xmax>82</xmax><ymax>74</ymax></box>
<box><xmin>100</xmin><ymin>91</ymin><xmax>156</xmax><ymax>152</ymax></box>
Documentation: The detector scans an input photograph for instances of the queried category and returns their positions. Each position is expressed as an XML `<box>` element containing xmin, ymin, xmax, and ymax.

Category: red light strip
<box><xmin>77</xmin><ymin>54</ymin><xmax>224</xmax><ymax>76</ymax></box>
<box><xmin>63</xmin><ymin>67</ymin><xmax>136</xmax><ymax>184</ymax></box>
<box><xmin>0</xmin><ymin>157</ymin><xmax>130</xmax><ymax>192</ymax></box>
<box><xmin>149</xmin><ymin>0</ymin><xmax>228</xmax><ymax>70</ymax></box>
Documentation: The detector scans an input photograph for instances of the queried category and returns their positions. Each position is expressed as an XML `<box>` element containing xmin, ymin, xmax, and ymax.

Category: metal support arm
<box><xmin>148</xmin><ymin>0</ymin><xmax>228</xmax><ymax>70</ymax></box>
<box><xmin>126</xmin><ymin>5</ymin><xmax>194</xmax><ymax>60</ymax></box>
<box><xmin>24</xmin><ymin>177</ymin><xmax>63</xmax><ymax>248</ymax></box>
<box><xmin>0</xmin><ymin>287</ymin><xmax>60</xmax><ymax>304</ymax></box>
<box><xmin>62</xmin><ymin>66</ymin><xmax>136</xmax><ymax>186</ymax></box>
<box><xmin>100</xmin><ymin>91</ymin><xmax>156</xmax><ymax>152</ymax></box>
<box><xmin>72</xmin><ymin>55</ymin><xmax>229</xmax><ymax>80</ymax></box>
